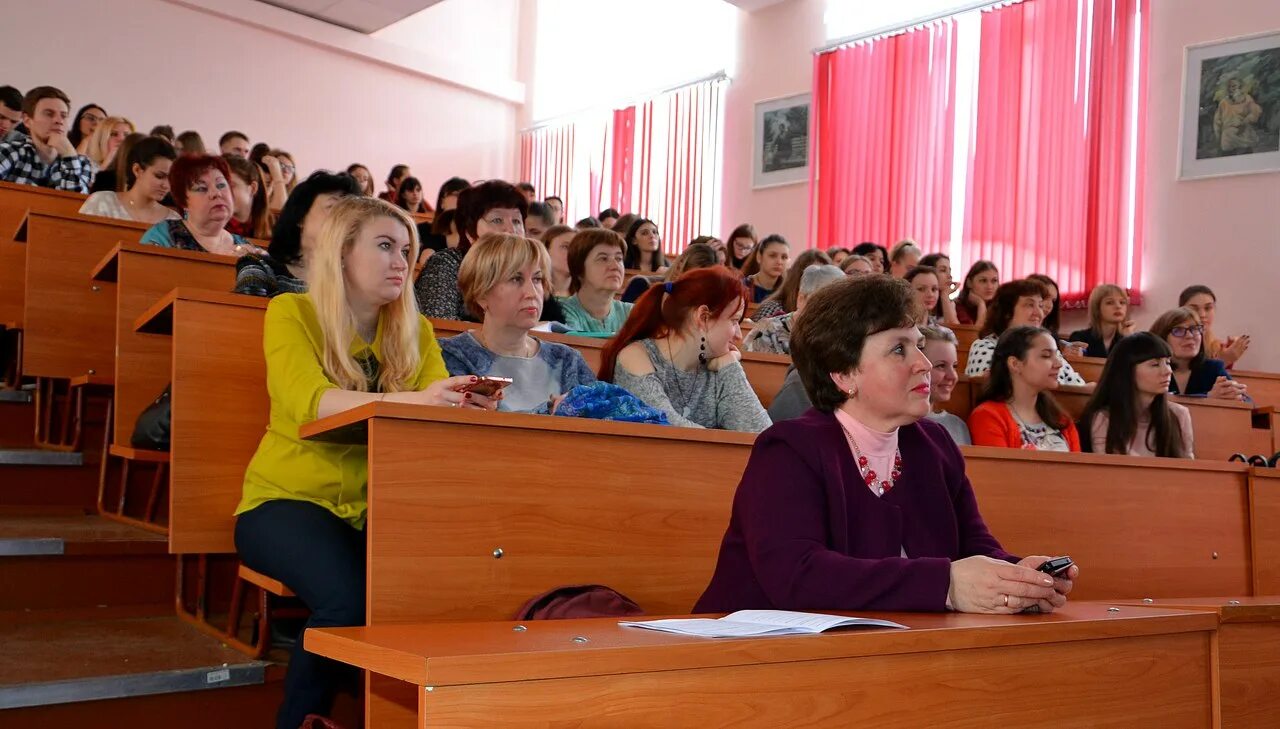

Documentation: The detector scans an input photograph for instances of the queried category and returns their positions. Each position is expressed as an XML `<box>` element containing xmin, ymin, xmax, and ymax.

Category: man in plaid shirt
<box><xmin>0</xmin><ymin>86</ymin><xmax>92</xmax><ymax>194</ymax></box>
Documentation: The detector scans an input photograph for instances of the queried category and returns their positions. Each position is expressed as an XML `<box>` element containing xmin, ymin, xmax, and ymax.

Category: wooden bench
<box><xmin>299</xmin><ymin>404</ymin><xmax>1260</xmax><ymax>725</ymax></box>
<box><xmin>305</xmin><ymin>604</ymin><xmax>1218</xmax><ymax>728</ymax></box>
<box><xmin>0</xmin><ymin>183</ymin><xmax>87</xmax><ymax>327</ymax></box>
<box><xmin>426</xmin><ymin>318</ymin><xmax>791</xmax><ymax>408</ymax></box>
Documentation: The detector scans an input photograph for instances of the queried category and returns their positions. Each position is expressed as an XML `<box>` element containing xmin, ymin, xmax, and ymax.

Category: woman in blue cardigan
<box><xmin>441</xmin><ymin>232</ymin><xmax>596</xmax><ymax>413</ymax></box>
<box><xmin>695</xmin><ymin>276</ymin><xmax>1079</xmax><ymax>614</ymax></box>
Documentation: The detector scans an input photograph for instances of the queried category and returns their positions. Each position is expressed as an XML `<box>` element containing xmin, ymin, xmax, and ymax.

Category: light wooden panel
<box><xmin>20</xmin><ymin>212</ymin><xmax>149</xmax><ymax>378</ymax></box>
<box><xmin>1249</xmin><ymin>468</ymin><xmax>1280</xmax><ymax>595</ymax></box>
<box><xmin>0</xmin><ymin>183</ymin><xmax>86</xmax><ymax>326</ymax></box>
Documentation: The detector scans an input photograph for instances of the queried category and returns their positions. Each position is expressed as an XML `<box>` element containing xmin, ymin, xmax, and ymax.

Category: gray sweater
<box><xmin>613</xmin><ymin>339</ymin><xmax>771</xmax><ymax>433</ymax></box>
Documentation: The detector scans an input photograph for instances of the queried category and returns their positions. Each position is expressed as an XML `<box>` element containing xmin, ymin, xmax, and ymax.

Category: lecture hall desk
<box><xmin>306</xmin><ymin>603</ymin><xmax>1219</xmax><ymax>728</ymax></box>
<box><xmin>0</xmin><ymin>182</ymin><xmax>86</xmax><ymax>326</ymax></box>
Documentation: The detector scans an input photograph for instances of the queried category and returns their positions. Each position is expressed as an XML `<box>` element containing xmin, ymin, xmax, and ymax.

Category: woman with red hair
<box><xmin>139</xmin><ymin>153</ymin><xmax>259</xmax><ymax>256</ymax></box>
<box><xmin>599</xmin><ymin>267</ymin><xmax>770</xmax><ymax>432</ymax></box>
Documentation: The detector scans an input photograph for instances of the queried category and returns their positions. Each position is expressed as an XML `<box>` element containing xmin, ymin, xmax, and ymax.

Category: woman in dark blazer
<box><xmin>695</xmin><ymin>276</ymin><xmax>1078</xmax><ymax>615</ymax></box>
<box><xmin>1150</xmin><ymin>307</ymin><xmax>1249</xmax><ymax>401</ymax></box>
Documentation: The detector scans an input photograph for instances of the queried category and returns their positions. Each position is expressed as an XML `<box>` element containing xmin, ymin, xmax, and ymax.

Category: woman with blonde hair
<box><xmin>1067</xmin><ymin>284</ymin><xmax>1136</xmax><ymax>358</ymax></box>
<box><xmin>442</xmin><ymin>233</ymin><xmax>597</xmax><ymax>412</ymax></box>
<box><xmin>233</xmin><ymin>196</ymin><xmax>497</xmax><ymax>729</ymax></box>
<box><xmin>83</xmin><ymin>115</ymin><xmax>134</xmax><ymax>173</ymax></box>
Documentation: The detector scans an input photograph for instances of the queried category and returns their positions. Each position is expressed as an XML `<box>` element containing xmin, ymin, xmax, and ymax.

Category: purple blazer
<box><xmin>694</xmin><ymin>409</ymin><xmax>1017</xmax><ymax>613</ymax></box>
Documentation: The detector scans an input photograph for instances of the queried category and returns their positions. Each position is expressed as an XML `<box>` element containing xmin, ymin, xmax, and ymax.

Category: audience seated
<box><xmin>1067</xmin><ymin>284</ymin><xmax>1135</xmax><ymax>358</ymax></box>
<box><xmin>691</xmin><ymin>235</ymin><xmax>726</xmax><ymax>265</ymax></box>
<box><xmin>919</xmin><ymin>252</ymin><xmax>959</xmax><ymax>325</ymax></box>
<box><xmin>68</xmin><ymin>102</ymin><xmax>106</xmax><ymax>152</ymax></box>
<box><xmin>575</xmin><ymin>216</ymin><xmax>600</xmax><ymax>229</ymax></box>
<box><xmin>743</xmin><ymin>263</ymin><xmax>843</xmax><ymax>356</ymax></box>
<box><xmin>726</xmin><ymin>223</ymin><xmax>758</xmax><ymax>270</ymax></box>
<box><xmin>597</xmin><ymin>207</ymin><xmax>619</xmax><ymax>229</ymax></box>
<box><xmin>752</xmin><ymin>248</ymin><xmax>832</xmax><ymax>319</ymax></box>
<box><xmin>218</xmin><ymin>130</ymin><xmax>250</xmax><ymax>159</ymax></box>
<box><xmin>1079</xmin><ymin>332</ymin><xmax>1194</xmax><ymax>458</ymax></box>
<box><xmin>850</xmin><ymin>241</ymin><xmax>888</xmax><ymax>273</ymax></box>
<box><xmin>442</xmin><ymin>233</ymin><xmax>597</xmax><ymax>412</ymax></box>
<box><xmin>175</xmin><ymin>129</ymin><xmax>205</xmax><ymax>155</ymax></box>
<box><xmin>905</xmin><ymin>265</ymin><xmax>942</xmax><ymax>327</ymax></box>
<box><xmin>234</xmin><ymin>196</ymin><xmax>495</xmax><ymax>729</ymax></box>
<box><xmin>1025</xmin><ymin>273</ymin><xmax>1083</xmax><ymax>356</ymax></box>
<box><xmin>395</xmin><ymin>175</ymin><xmax>427</xmax><ymax>214</ymax></box>
<box><xmin>540</xmin><ymin>225</ymin><xmax>574</xmax><ymax>299</ymax></box>
<box><xmin>0</xmin><ymin>86</ymin><xmax>23</xmax><ymax>142</ymax></box>
<box><xmin>965</xmin><ymin>279</ymin><xmax>1087</xmax><ymax>387</ymax></box>
<box><xmin>826</xmin><ymin>246</ymin><xmax>850</xmax><ymax>265</ymax></box>
<box><xmin>1179</xmin><ymin>285</ymin><xmax>1250</xmax><ymax>368</ymax></box>
<box><xmin>741</xmin><ymin>233</ymin><xmax>791</xmax><ymax>303</ymax></box>
<box><xmin>235</xmin><ymin>171</ymin><xmax>362</xmax><ymax>298</ymax></box>
<box><xmin>83</xmin><ymin>115</ymin><xmax>133</xmax><ymax>176</ymax></box>
<box><xmin>696</xmin><ymin>276</ymin><xmax>1075</xmax><ymax>613</ymax></box>
<box><xmin>345</xmin><ymin>164</ymin><xmax>374</xmax><ymax>196</ymax></box>
<box><xmin>559</xmin><ymin>228</ymin><xmax>633</xmax><ymax>333</ymax></box>
<box><xmin>921</xmin><ymin>325</ymin><xmax>971</xmax><ymax>445</ymax></box>
<box><xmin>600</xmin><ymin>267</ymin><xmax>770</xmax><ymax>432</ymax></box>
<box><xmin>1150</xmin><ymin>307</ymin><xmax>1248</xmax><ymax>401</ymax></box>
<box><xmin>255</xmin><ymin>148</ymin><xmax>292</xmax><ymax>210</ymax></box>
<box><xmin>416</xmin><ymin>179</ymin><xmax>528</xmax><ymax>321</ymax></box>
<box><xmin>610</xmin><ymin>213</ymin><xmax>640</xmax><ymax>245</ymax></box>
<box><xmin>525</xmin><ymin>201</ymin><xmax>555</xmax><ymax>238</ymax></box>
<box><xmin>840</xmin><ymin>254</ymin><xmax>874</xmax><ymax>276</ymax></box>
<box><xmin>378</xmin><ymin>164</ymin><xmax>409</xmax><ymax>203</ymax></box>
<box><xmin>223</xmin><ymin>155</ymin><xmax>273</xmax><ymax>239</ymax></box>
<box><xmin>544</xmin><ymin>195</ymin><xmax>563</xmax><ymax>225</ymax></box>
<box><xmin>516</xmin><ymin>181</ymin><xmax>537</xmax><ymax>203</ymax></box>
<box><xmin>968</xmin><ymin>326</ymin><xmax>1081</xmax><ymax>452</ymax></box>
<box><xmin>150</xmin><ymin>125</ymin><xmax>175</xmax><ymax>143</ymax></box>
<box><xmin>139</xmin><ymin>154</ymin><xmax>257</xmax><ymax>255</ymax></box>
<box><xmin>955</xmin><ymin>259</ymin><xmax>999</xmax><ymax>327</ymax></box>
<box><xmin>90</xmin><ymin>131</ymin><xmax>143</xmax><ymax>193</ymax></box>
<box><xmin>621</xmin><ymin>240</ymin><xmax>719</xmax><ymax>303</ymax></box>
<box><xmin>622</xmin><ymin>217</ymin><xmax>669</xmax><ymax>273</ymax></box>
<box><xmin>889</xmin><ymin>240</ymin><xmax>922</xmax><ymax>278</ymax></box>
<box><xmin>78</xmin><ymin>136</ymin><xmax>180</xmax><ymax>224</ymax></box>
<box><xmin>433</xmin><ymin>176</ymin><xmax>470</xmax><ymax>212</ymax></box>
<box><xmin>0</xmin><ymin>86</ymin><xmax>93</xmax><ymax>193</ymax></box>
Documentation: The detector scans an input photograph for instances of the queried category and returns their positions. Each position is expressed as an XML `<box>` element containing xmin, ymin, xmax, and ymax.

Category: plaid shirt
<box><xmin>0</xmin><ymin>137</ymin><xmax>92</xmax><ymax>193</ymax></box>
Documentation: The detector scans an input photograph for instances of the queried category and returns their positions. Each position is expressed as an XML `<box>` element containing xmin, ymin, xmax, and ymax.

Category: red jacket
<box><xmin>967</xmin><ymin>401</ymin><xmax>1081</xmax><ymax>452</ymax></box>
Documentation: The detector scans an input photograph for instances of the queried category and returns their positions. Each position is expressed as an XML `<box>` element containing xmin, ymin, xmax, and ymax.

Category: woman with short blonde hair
<box><xmin>235</xmin><ymin>196</ymin><xmax>496</xmax><ymax>729</ymax></box>
<box><xmin>84</xmin><ymin>115</ymin><xmax>134</xmax><ymax>172</ymax></box>
<box><xmin>443</xmin><ymin>233</ymin><xmax>596</xmax><ymax>412</ymax></box>
<box><xmin>1067</xmin><ymin>284</ymin><xmax>1135</xmax><ymax>358</ymax></box>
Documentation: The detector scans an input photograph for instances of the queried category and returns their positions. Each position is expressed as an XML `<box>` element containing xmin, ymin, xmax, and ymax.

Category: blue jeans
<box><xmin>235</xmin><ymin>499</ymin><xmax>366</xmax><ymax>729</ymax></box>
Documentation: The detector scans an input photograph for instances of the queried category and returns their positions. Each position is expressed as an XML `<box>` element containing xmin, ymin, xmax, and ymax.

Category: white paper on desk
<box><xmin>619</xmin><ymin>610</ymin><xmax>907</xmax><ymax>638</ymax></box>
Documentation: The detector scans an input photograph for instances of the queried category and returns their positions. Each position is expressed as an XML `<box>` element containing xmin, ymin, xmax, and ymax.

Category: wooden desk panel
<box><xmin>1232</xmin><ymin>370</ymin><xmax>1280</xmax><ymax>411</ymax></box>
<box><xmin>1115</xmin><ymin>597</ymin><xmax>1280</xmax><ymax>728</ymax></box>
<box><xmin>307</xmin><ymin>604</ymin><xmax>1217</xmax><ymax>729</ymax></box>
<box><xmin>135</xmin><ymin>288</ymin><xmax>268</xmax><ymax>554</ymax></box>
<box><xmin>965</xmin><ymin>447</ymin><xmax>1253</xmax><ymax>600</ymax></box>
<box><xmin>0</xmin><ymin>184</ymin><xmax>87</xmax><ymax>325</ymax></box>
<box><xmin>427</xmin><ymin>318</ymin><xmax>790</xmax><ymax>407</ymax></box>
<box><xmin>1249</xmin><ymin>468</ymin><xmax>1280</xmax><ymax>595</ymax></box>
<box><xmin>19</xmin><ymin>211</ymin><xmax>149</xmax><ymax>378</ymax></box>
<box><xmin>93</xmin><ymin>245</ymin><xmax>238</xmax><ymax>447</ymax></box>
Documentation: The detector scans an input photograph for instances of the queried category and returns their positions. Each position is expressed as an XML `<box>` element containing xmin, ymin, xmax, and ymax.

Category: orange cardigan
<box><xmin>967</xmin><ymin>401</ymin><xmax>1081</xmax><ymax>452</ymax></box>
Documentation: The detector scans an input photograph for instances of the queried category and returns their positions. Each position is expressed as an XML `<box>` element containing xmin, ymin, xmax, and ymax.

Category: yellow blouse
<box><xmin>236</xmin><ymin>293</ymin><xmax>448</xmax><ymax>528</ymax></box>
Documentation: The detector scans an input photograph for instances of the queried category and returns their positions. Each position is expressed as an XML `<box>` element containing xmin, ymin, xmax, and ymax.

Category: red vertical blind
<box><xmin>811</xmin><ymin>19</ymin><xmax>959</xmax><ymax>252</ymax></box>
<box><xmin>964</xmin><ymin>0</ymin><xmax>1148</xmax><ymax>304</ymax></box>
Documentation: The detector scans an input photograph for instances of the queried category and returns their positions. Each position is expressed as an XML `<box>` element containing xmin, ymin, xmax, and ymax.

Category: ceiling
<box><xmin>261</xmin><ymin>0</ymin><xmax>788</xmax><ymax>34</ymax></box>
<box><xmin>259</xmin><ymin>0</ymin><xmax>446</xmax><ymax>33</ymax></box>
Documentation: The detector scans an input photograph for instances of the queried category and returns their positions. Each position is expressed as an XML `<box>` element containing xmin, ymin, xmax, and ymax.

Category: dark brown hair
<box><xmin>1149</xmin><ymin>307</ymin><xmax>1206</xmax><ymax>371</ymax></box>
<box><xmin>980</xmin><ymin>279</ymin><xmax>1051</xmax><ymax>338</ymax></box>
<box><xmin>1079</xmin><ymin>332</ymin><xmax>1186</xmax><ymax>458</ymax></box>
<box><xmin>957</xmin><ymin>259</ymin><xmax>999</xmax><ymax>323</ymax></box>
<box><xmin>567</xmin><ymin>229</ymin><xmax>626</xmax><ymax>294</ymax></box>
<box><xmin>761</xmin><ymin>248</ymin><xmax>832</xmax><ymax>312</ymax></box>
<box><xmin>21</xmin><ymin>86</ymin><xmax>71</xmax><ymax>117</ymax></box>
<box><xmin>976</xmin><ymin>326</ymin><xmax>1069</xmax><ymax>429</ymax></box>
<box><xmin>454</xmin><ymin>180</ymin><xmax>529</xmax><ymax>253</ymax></box>
<box><xmin>223</xmin><ymin>154</ymin><xmax>273</xmax><ymax>239</ymax></box>
<box><xmin>790</xmin><ymin>276</ymin><xmax>917</xmax><ymax>413</ymax></box>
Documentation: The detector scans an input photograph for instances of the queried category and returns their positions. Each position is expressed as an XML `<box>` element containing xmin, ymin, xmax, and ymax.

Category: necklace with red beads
<box><xmin>838</xmin><ymin>424</ymin><xmax>902</xmax><ymax>496</ymax></box>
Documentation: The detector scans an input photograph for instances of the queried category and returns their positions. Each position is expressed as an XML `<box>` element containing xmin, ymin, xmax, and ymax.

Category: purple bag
<box><xmin>515</xmin><ymin>584</ymin><xmax>645</xmax><ymax>620</ymax></box>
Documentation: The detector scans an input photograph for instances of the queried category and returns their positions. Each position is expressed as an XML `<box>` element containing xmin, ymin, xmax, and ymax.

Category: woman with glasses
<box><xmin>1149</xmin><ymin>308</ymin><xmax>1248</xmax><ymax>401</ymax></box>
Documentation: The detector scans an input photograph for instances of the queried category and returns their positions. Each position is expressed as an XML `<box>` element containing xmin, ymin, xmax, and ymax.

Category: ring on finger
<box><xmin>1003</xmin><ymin>594</ymin><xmax>1010</xmax><ymax>608</ymax></box>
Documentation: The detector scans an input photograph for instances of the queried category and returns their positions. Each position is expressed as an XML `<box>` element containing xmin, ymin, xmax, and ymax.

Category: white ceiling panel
<box><xmin>261</xmin><ymin>0</ymin><xmax>445</xmax><ymax>33</ymax></box>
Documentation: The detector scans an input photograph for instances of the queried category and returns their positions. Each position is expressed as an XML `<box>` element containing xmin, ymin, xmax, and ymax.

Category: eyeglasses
<box><xmin>1170</xmin><ymin>325</ymin><xmax>1204</xmax><ymax>338</ymax></box>
<box><xmin>82</xmin><ymin>114</ymin><xmax>106</xmax><ymax>124</ymax></box>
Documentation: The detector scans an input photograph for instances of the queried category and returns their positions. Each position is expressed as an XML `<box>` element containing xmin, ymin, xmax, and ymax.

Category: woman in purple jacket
<box><xmin>695</xmin><ymin>276</ymin><xmax>1079</xmax><ymax>615</ymax></box>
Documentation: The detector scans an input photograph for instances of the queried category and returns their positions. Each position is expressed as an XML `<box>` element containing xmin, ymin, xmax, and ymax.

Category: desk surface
<box><xmin>307</xmin><ymin>602</ymin><xmax>1215</xmax><ymax>688</ymax></box>
<box><xmin>133</xmin><ymin>287</ymin><xmax>267</xmax><ymax>335</ymax></box>
<box><xmin>91</xmin><ymin>242</ymin><xmax>237</xmax><ymax>283</ymax></box>
<box><xmin>1117</xmin><ymin>595</ymin><xmax>1280</xmax><ymax>623</ymax></box>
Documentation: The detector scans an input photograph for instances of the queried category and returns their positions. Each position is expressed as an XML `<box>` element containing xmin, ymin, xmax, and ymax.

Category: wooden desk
<box><xmin>0</xmin><ymin>183</ymin><xmax>87</xmax><ymax>325</ymax></box>
<box><xmin>1249</xmin><ymin>467</ymin><xmax>1280</xmax><ymax>595</ymax></box>
<box><xmin>1232</xmin><ymin>369</ymin><xmax>1280</xmax><ymax>411</ymax></box>
<box><xmin>1116</xmin><ymin>596</ymin><xmax>1280</xmax><ymax>728</ymax></box>
<box><xmin>92</xmin><ymin>245</ymin><xmax>238</xmax><ymax>447</ymax></box>
<box><xmin>134</xmin><ymin>288</ymin><xmax>268</xmax><ymax>553</ymax></box>
<box><xmin>16</xmin><ymin>211</ymin><xmax>151</xmax><ymax>378</ymax></box>
<box><xmin>306</xmin><ymin>603</ymin><xmax>1218</xmax><ymax>728</ymax></box>
<box><xmin>427</xmin><ymin>318</ymin><xmax>790</xmax><ymax>407</ymax></box>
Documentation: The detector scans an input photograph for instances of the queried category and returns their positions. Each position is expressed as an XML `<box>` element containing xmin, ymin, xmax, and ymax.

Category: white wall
<box><xmin>0</xmin><ymin>0</ymin><xmax>524</xmax><ymax>198</ymax></box>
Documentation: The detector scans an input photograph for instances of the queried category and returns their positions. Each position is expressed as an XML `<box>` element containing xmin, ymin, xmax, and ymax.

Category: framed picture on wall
<box><xmin>1179</xmin><ymin>30</ymin><xmax>1280</xmax><ymax>180</ymax></box>
<box><xmin>753</xmin><ymin>93</ymin><xmax>811</xmax><ymax>189</ymax></box>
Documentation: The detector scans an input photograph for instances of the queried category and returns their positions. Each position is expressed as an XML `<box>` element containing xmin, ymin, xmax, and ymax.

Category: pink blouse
<box><xmin>834</xmin><ymin>408</ymin><xmax>900</xmax><ymax>497</ymax></box>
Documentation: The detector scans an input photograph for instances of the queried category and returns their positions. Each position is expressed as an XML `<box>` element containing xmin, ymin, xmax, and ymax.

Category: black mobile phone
<box><xmin>1037</xmin><ymin>556</ymin><xmax>1074</xmax><ymax>577</ymax></box>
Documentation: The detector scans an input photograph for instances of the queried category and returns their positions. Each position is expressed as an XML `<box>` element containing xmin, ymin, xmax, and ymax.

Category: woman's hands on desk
<box><xmin>386</xmin><ymin>376</ymin><xmax>501</xmax><ymax>410</ymax></box>
<box><xmin>948</xmin><ymin>555</ymin><xmax>1077</xmax><ymax>614</ymax></box>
